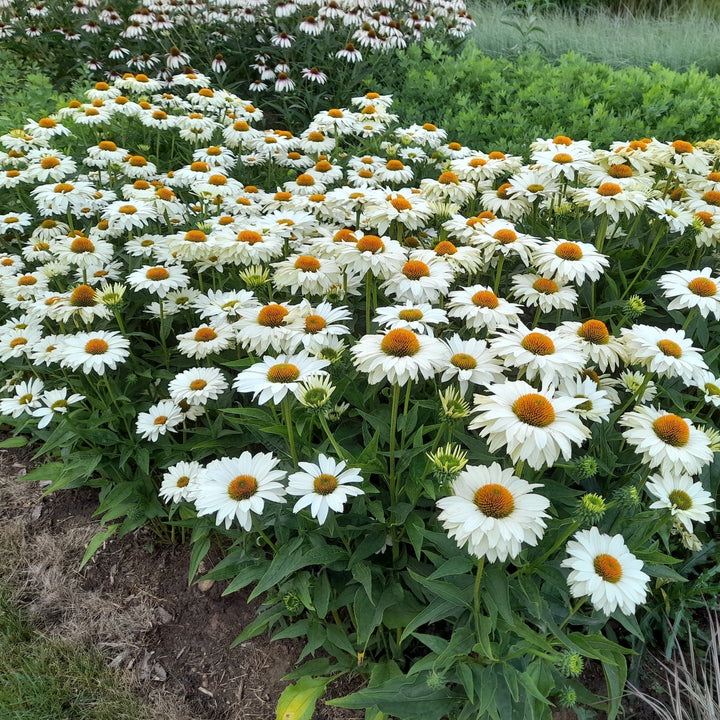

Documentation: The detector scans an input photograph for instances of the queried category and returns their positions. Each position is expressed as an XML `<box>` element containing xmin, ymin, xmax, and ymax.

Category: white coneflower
<box><xmin>646</xmin><ymin>473</ymin><xmax>713</xmax><ymax>533</ymax></box>
<box><xmin>287</xmin><ymin>454</ymin><xmax>364</xmax><ymax>525</ymax></box>
<box><xmin>470</xmin><ymin>380</ymin><xmax>590</xmax><ymax>470</ymax></box>
<box><xmin>126</xmin><ymin>264</ymin><xmax>189</xmax><ymax>297</ymax></box>
<box><xmin>168</xmin><ymin>367</ymin><xmax>228</xmax><ymax>406</ymax></box>
<box><xmin>558</xmin><ymin>320</ymin><xmax>626</xmax><ymax>373</ymax></box>
<box><xmin>381</xmin><ymin>251</ymin><xmax>454</xmax><ymax>304</ymax></box>
<box><xmin>620</xmin><ymin>406</ymin><xmax>713</xmax><ymax>477</ymax></box>
<box><xmin>436</xmin><ymin>463</ymin><xmax>550</xmax><ymax>562</ymax></box>
<box><xmin>176</xmin><ymin>321</ymin><xmax>235</xmax><ymax>359</ymax></box>
<box><xmin>58</xmin><ymin>330</ymin><xmax>130</xmax><ymax>375</ymax></box>
<box><xmin>159</xmin><ymin>460</ymin><xmax>206</xmax><ymax>504</ymax></box>
<box><xmin>136</xmin><ymin>399</ymin><xmax>184</xmax><ymax>442</ymax></box>
<box><xmin>373</xmin><ymin>302</ymin><xmax>447</xmax><ymax>335</ymax></box>
<box><xmin>658</xmin><ymin>267</ymin><xmax>720</xmax><ymax>319</ymax></box>
<box><xmin>31</xmin><ymin>388</ymin><xmax>85</xmax><ymax>429</ymax></box>
<box><xmin>446</xmin><ymin>284</ymin><xmax>522</xmax><ymax>333</ymax></box>
<box><xmin>234</xmin><ymin>302</ymin><xmax>303</xmax><ymax>355</ymax></box>
<box><xmin>533</xmin><ymin>239</ymin><xmax>609</xmax><ymax>285</ymax></box>
<box><xmin>272</xmin><ymin>252</ymin><xmax>343</xmax><ymax>295</ymax></box>
<box><xmin>439</xmin><ymin>335</ymin><xmax>504</xmax><ymax>393</ymax></box>
<box><xmin>351</xmin><ymin>328</ymin><xmax>446</xmax><ymax>386</ymax></box>
<box><xmin>511</xmin><ymin>274</ymin><xmax>578</xmax><ymax>314</ymax></box>
<box><xmin>193</xmin><ymin>452</ymin><xmax>287</xmax><ymax>530</ymax></box>
<box><xmin>0</xmin><ymin>378</ymin><xmax>45</xmax><ymax>418</ymax></box>
<box><xmin>562</xmin><ymin>527</ymin><xmax>649</xmax><ymax>616</ymax></box>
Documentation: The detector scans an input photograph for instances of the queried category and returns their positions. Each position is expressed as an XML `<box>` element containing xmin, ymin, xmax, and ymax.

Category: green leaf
<box><xmin>79</xmin><ymin>524</ymin><xmax>119</xmax><ymax>570</ymax></box>
<box><xmin>405</xmin><ymin>512</ymin><xmax>424</xmax><ymax>560</ymax></box>
<box><xmin>351</xmin><ymin>562</ymin><xmax>374</xmax><ymax>603</ymax></box>
<box><xmin>16</xmin><ymin>461</ymin><xmax>63</xmax><ymax>484</ymax></box>
<box><xmin>189</xmin><ymin>535</ymin><xmax>210</xmax><ymax>585</ymax></box>
<box><xmin>407</xmin><ymin>568</ymin><xmax>472</xmax><ymax>608</ymax></box>
<box><xmin>275</xmin><ymin>676</ymin><xmax>332</xmax><ymax>720</ymax></box>
<box><xmin>400</xmin><ymin>598</ymin><xmax>459</xmax><ymax>643</ymax></box>
<box><xmin>250</xmin><ymin>541</ymin><xmax>346</xmax><ymax>600</ymax></box>
<box><xmin>0</xmin><ymin>435</ymin><xmax>28</xmax><ymax>448</ymax></box>
<box><xmin>328</xmin><ymin>673</ymin><xmax>462</xmax><ymax>719</ymax></box>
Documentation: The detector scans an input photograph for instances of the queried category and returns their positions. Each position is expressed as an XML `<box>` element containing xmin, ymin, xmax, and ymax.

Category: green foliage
<box><xmin>0</xmin><ymin>587</ymin><xmax>155</xmax><ymax>720</ymax></box>
<box><xmin>380</xmin><ymin>45</ymin><xmax>720</xmax><ymax>157</ymax></box>
<box><xmin>0</xmin><ymin>50</ymin><xmax>65</xmax><ymax>134</ymax></box>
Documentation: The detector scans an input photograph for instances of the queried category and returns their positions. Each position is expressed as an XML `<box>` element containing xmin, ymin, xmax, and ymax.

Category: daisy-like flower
<box><xmin>619</xmin><ymin>369</ymin><xmax>657</xmax><ymax>404</ymax></box>
<box><xmin>0</xmin><ymin>378</ymin><xmax>45</xmax><ymax>418</ymax></box>
<box><xmin>622</xmin><ymin>324</ymin><xmax>708</xmax><ymax>385</ymax></box>
<box><xmin>135</xmin><ymin>399</ymin><xmax>185</xmax><ymax>441</ymax></box>
<box><xmin>193</xmin><ymin>452</ymin><xmax>287</xmax><ymax>530</ymax></box>
<box><xmin>619</xmin><ymin>405</ymin><xmax>714</xmax><ymax>477</ymax></box>
<box><xmin>381</xmin><ymin>250</ymin><xmax>454</xmax><ymax>304</ymax></box>
<box><xmin>658</xmin><ymin>267</ymin><xmax>720</xmax><ymax>320</ymax></box>
<box><xmin>533</xmin><ymin>239</ymin><xmax>609</xmax><ymax>285</ymax></box>
<box><xmin>126</xmin><ymin>264</ymin><xmax>189</xmax><ymax>297</ymax></box>
<box><xmin>176</xmin><ymin>321</ymin><xmax>235</xmax><ymax>359</ymax></box>
<box><xmin>646</xmin><ymin>473</ymin><xmax>713</xmax><ymax>533</ymax></box>
<box><xmin>234</xmin><ymin>302</ymin><xmax>303</xmax><ymax>355</ymax></box>
<box><xmin>334</xmin><ymin>233</ymin><xmax>407</xmax><ymax>280</ymax></box>
<box><xmin>233</xmin><ymin>352</ymin><xmax>329</xmax><ymax>405</ymax></box>
<box><xmin>571</xmin><ymin>182</ymin><xmax>646</xmax><ymax>223</ymax></box>
<box><xmin>168</xmin><ymin>367</ymin><xmax>228</xmax><ymax>406</ymax></box>
<box><xmin>491</xmin><ymin>323</ymin><xmax>586</xmax><ymax>386</ymax></box>
<box><xmin>511</xmin><ymin>274</ymin><xmax>578</xmax><ymax>314</ymax></box>
<box><xmin>159</xmin><ymin>460</ymin><xmax>206</xmax><ymax>504</ymax></box>
<box><xmin>287</xmin><ymin>454</ymin><xmax>364</xmax><ymax>524</ymax></box>
<box><xmin>470</xmin><ymin>380</ymin><xmax>590</xmax><ymax>470</ymax></box>
<box><xmin>446</xmin><ymin>284</ymin><xmax>522</xmax><ymax>332</ymax></box>
<box><xmin>562</xmin><ymin>527</ymin><xmax>649</xmax><ymax>616</ymax></box>
<box><xmin>646</xmin><ymin>197</ymin><xmax>695</xmax><ymax>234</ymax></box>
<box><xmin>440</xmin><ymin>335</ymin><xmax>504</xmax><ymax>393</ymax></box>
<box><xmin>558</xmin><ymin>320</ymin><xmax>626</xmax><ymax>372</ymax></box>
<box><xmin>272</xmin><ymin>252</ymin><xmax>343</xmax><ymax>296</ymax></box>
<box><xmin>351</xmin><ymin>328</ymin><xmax>446</xmax><ymax>386</ymax></box>
<box><xmin>31</xmin><ymin>388</ymin><xmax>85</xmax><ymax>429</ymax></box>
<box><xmin>436</xmin><ymin>463</ymin><xmax>550</xmax><ymax>562</ymax></box>
<box><xmin>292</xmin><ymin>300</ymin><xmax>351</xmax><ymax>350</ymax></box>
<box><xmin>58</xmin><ymin>330</ymin><xmax>130</xmax><ymax>375</ymax></box>
<box><xmin>557</xmin><ymin>376</ymin><xmax>613</xmax><ymax>422</ymax></box>
<box><xmin>374</xmin><ymin>302</ymin><xmax>447</xmax><ymax>335</ymax></box>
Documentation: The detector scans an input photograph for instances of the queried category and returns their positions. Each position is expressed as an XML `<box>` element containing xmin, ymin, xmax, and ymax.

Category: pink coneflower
<box><xmin>302</xmin><ymin>67</ymin><xmax>328</xmax><ymax>84</ymax></box>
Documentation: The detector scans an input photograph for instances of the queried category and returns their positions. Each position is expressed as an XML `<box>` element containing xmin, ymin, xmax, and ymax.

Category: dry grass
<box><xmin>0</xmin><ymin>449</ymin><xmax>200</xmax><ymax>719</ymax></box>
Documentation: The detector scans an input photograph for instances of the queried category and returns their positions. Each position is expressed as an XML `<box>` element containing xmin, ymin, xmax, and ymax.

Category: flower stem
<box><xmin>252</xmin><ymin>518</ymin><xmax>277</xmax><ymax>553</ymax></box>
<box><xmin>560</xmin><ymin>596</ymin><xmax>586</xmax><ymax>630</ymax></box>
<box><xmin>620</xmin><ymin>226</ymin><xmax>666</xmax><ymax>301</ymax></box>
<box><xmin>281</xmin><ymin>396</ymin><xmax>298</xmax><ymax>466</ymax></box>
<box><xmin>388</xmin><ymin>383</ymin><xmax>401</xmax><ymax>506</ymax></box>
<box><xmin>493</xmin><ymin>254</ymin><xmax>505</xmax><ymax>295</ymax></box>
<box><xmin>319</xmin><ymin>413</ymin><xmax>345</xmax><ymax>459</ymax></box>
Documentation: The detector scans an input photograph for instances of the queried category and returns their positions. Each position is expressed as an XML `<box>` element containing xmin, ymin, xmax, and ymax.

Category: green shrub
<box><xmin>380</xmin><ymin>46</ymin><xmax>720</xmax><ymax>157</ymax></box>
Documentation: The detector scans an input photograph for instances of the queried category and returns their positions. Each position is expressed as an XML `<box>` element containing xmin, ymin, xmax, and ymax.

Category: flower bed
<box><xmin>0</xmin><ymin>72</ymin><xmax>718</xmax><ymax>718</ymax></box>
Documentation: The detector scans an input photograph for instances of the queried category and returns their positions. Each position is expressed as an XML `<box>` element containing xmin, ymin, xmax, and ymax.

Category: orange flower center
<box><xmin>258</xmin><ymin>304</ymin><xmax>289</xmax><ymax>327</ymax></box>
<box><xmin>328</xmin><ymin>109</ymin><xmax>344</xmax><ymax>118</ymax></box>
<box><xmin>386</xmin><ymin>159</ymin><xmax>404</xmax><ymax>171</ymax></box>
<box><xmin>398</xmin><ymin>309</ymin><xmax>423</xmax><ymax>321</ymax></box>
<box><xmin>402</xmin><ymin>260</ymin><xmax>430</xmax><ymax>280</ymax></box>
<box><xmin>189</xmin><ymin>379</ymin><xmax>207</xmax><ymax>391</ymax></box>
<box><xmin>313</xmin><ymin>473</ymin><xmax>339</xmax><ymax>495</ymax></box>
<box><xmin>493</xmin><ymin>229</ymin><xmax>517</xmax><ymax>244</ymax></box>
<box><xmin>532</xmin><ymin>278</ymin><xmax>558</xmax><ymax>294</ymax></box>
<box><xmin>448</xmin><ymin>142</ymin><xmax>462</xmax><ymax>151</ymax></box>
<box><xmin>190</xmin><ymin>161</ymin><xmax>210</xmax><ymax>173</ymax></box>
<box><xmin>334</xmin><ymin>229</ymin><xmax>357</xmax><ymax>243</ymax></box>
<box><xmin>194</xmin><ymin>327</ymin><xmax>217</xmax><ymax>342</ymax></box>
<box><xmin>144</xmin><ymin>267</ymin><xmax>170</xmax><ymax>282</ymax></box>
<box><xmin>176</xmin><ymin>475</ymin><xmax>190</xmax><ymax>488</ymax></box>
<box><xmin>307</xmin><ymin>131</ymin><xmax>325</xmax><ymax>143</ymax></box>
<box><xmin>671</xmin><ymin>140</ymin><xmax>694</xmax><ymax>154</ymax></box>
<box><xmin>98</xmin><ymin>140</ymin><xmax>117</xmax><ymax>151</ymax></box>
<box><xmin>521</xmin><ymin>332</ymin><xmax>555</xmax><ymax>355</ymax></box>
<box><xmin>267</xmin><ymin>363</ymin><xmax>300</xmax><ymax>383</ymax></box>
<box><xmin>451</xmin><ymin>352</ymin><xmax>477</xmax><ymax>370</ymax></box>
<box><xmin>473</xmin><ymin>484</ymin><xmax>515</xmax><ymax>518</ymax></box>
<box><xmin>469</xmin><ymin>158</ymin><xmax>487</xmax><ymax>167</ymax></box>
<box><xmin>553</xmin><ymin>135</ymin><xmax>572</xmax><ymax>146</ymax></box>
<box><xmin>70</xmin><ymin>285</ymin><xmax>97</xmax><ymax>306</ymax></box>
<box><xmin>496</xmin><ymin>183</ymin><xmax>512</xmax><ymax>199</ymax></box>
<box><xmin>488</xmin><ymin>151</ymin><xmax>506</xmax><ymax>160</ymax></box>
<box><xmin>688</xmin><ymin>277</ymin><xmax>717</xmax><ymax>296</ymax></box>
<box><xmin>315</xmin><ymin>160</ymin><xmax>332</xmax><ymax>172</ymax></box>
<box><xmin>356</xmin><ymin>235</ymin><xmax>384</xmax><ymax>252</ymax></box>
<box><xmin>578</xmin><ymin>320</ymin><xmax>610</xmax><ymax>344</ymax></box>
<box><xmin>9</xmin><ymin>337</ymin><xmax>27</xmax><ymax>348</ymax></box>
<box><xmin>696</xmin><ymin>211</ymin><xmax>714</xmax><ymax>227</ymax></box>
<box><xmin>358</xmin><ymin>169</ymin><xmax>373</xmax><ymax>179</ymax></box>
<box><xmin>208</xmin><ymin>175</ymin><xmax>227</xmax><ymax>186</ymax></box>
<box><xmin>657</xmin><ymin>339</ymin><xmax>682</xmax><ymax>358</ymax></box>
<box><xmin>18</xmin><ymin>275</ymin><xmax>37</xmax><ymax>286</ymax></box>
<box><xmin>593</xmin><ymin>554</ymin><xmax>622</xmax><ymax>583</ymax></box>
<box><xmin>526</xmin><ymin>184</ymin><xmax>544</xmax><ymax>193</ymax></box>
<box><xmin>129</xmin><ymin>155</ymin><xmax>147</xmax><ymax>167</ymax></box>
<box><xmin>237</xmin><ymin>230</ymin><xmax>263</xmax><ymax>245</ymax></box>
<box><xmin>652</xmin><ymin>414</ymin><xmax>690</xmax><ymax>446</ymax></box>
<box><xmin>608</xmin><ymin>164</ymin><xmax>632</xmax><ymax>178</ymax></box>
<box><xmin>184</xmin><ymin>230</ymin><xmax>207</xmax><ymax>243</ymax></box>
<box><xmin>380</xmin><ymin>328</ymin><xmax>420</xmax><ymax>357</ymax></box>
<box><xmin>552</xmin><ymin>153</ymin><xmax>573</xmax><ymax>164</ymax></box>
<box><xmin>84</xmin><ymin>338</ymin><xmax>109</xmax><ymax>354</ymax></box>
<box><xmin>471</xmin><ymin>290</ymin><xmax>499</xmax><ymax>308</ymax></box>
<box><xmin>708</xmin><ymin>171</ymin><xmax>720</xmax><ymax>182</ymax></box>
<box><xmin>438</xmin><ymin>171</ymin><xmax>459</xmax><ymax>184</ymax></box>
<box><xmin>390</xmin><ymin>195</ymin><xmax>412</xmax><ymax>211</ymax></box>
<box><xmin>228</xmin><ymin>475</ymin><xmax>258</xmax><ymax>500</ymax></box>
<box><xmin>54</xmin><ymin>183</ymin><xmax>74</xmax><ymax>194</ymax></box>
<box><xmin>40</xmin><ymin>157</ymin><xmax>61</xmax><ymax>169</ymax></box>
<box><xmin>512</xmin><ymin>393</ymin><xmax>555</xmax><ymax>427</ymax></box>
<box><xmin>308</xmin><ymin>194</ymin><xmax>326</xmax><ymax>203</ymax></box>
<box><xmin>304</xmin><ymin>315</ymin><xmax>326</xmax><ymax>333</ymax></box>
<box><xmin>70</xmin><ymin>236</ymin><xmax>95</xmax><ymax>253</ymax></box>
<box><xmin>597</xmin><ymin>182</ymin><xmax>622</xmax><ymax>197</ymax></box>
<box><xmin>294</xmin><ymin>255</ymin><xmax>321</xmax><ymax>272</ymax></box>
<box><xmin>38</xmin><ymin>117</ymin><xmax>57</xmax><ymax>128</ymax></box>
<box><xmin>434</xmin><ymin>241</ymin><xmax>457</xmax><ymax>255</ymax></box>
<box><xmin>555</xmin><ymin>242</ymin><xmax>583</xmax><ymax>260</ymax></box>
<box><xmin>701</xmin><ymin>190</ymin><xmax>720</xmax><ymax>206</ymax></box>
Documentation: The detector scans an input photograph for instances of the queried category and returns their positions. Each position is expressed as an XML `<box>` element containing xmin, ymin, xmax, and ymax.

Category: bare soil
<box><xmin>0</xmin><ymin>440</ymin><xmax>658</xmax><ymax>720</ymax></box>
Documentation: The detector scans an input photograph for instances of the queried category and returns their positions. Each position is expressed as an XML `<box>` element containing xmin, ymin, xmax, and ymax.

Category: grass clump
<box><xmin>0</xmin><ymin>587</ymin><xmax>156</xmax><ymax>720</ymax></box>
<box><xmin>467</xmin><ymin>0</ymin><xmax>720</xmax><ymax>73</ymax></box>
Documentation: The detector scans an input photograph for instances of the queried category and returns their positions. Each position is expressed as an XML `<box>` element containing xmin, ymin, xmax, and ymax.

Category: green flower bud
<box><xmin>577</xmin><ymin>492</ymin><xmax>606</xmax><ymax>524</ymax></box>
<box><xmin>556</xmin><ymin>651</ymin><xmax>584</xmax><ymax>679</ymax></box>
<box><xmin>624</xmin><ymin>295</ymin><xmax>645</xmax><ymax>319</ymax></box>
